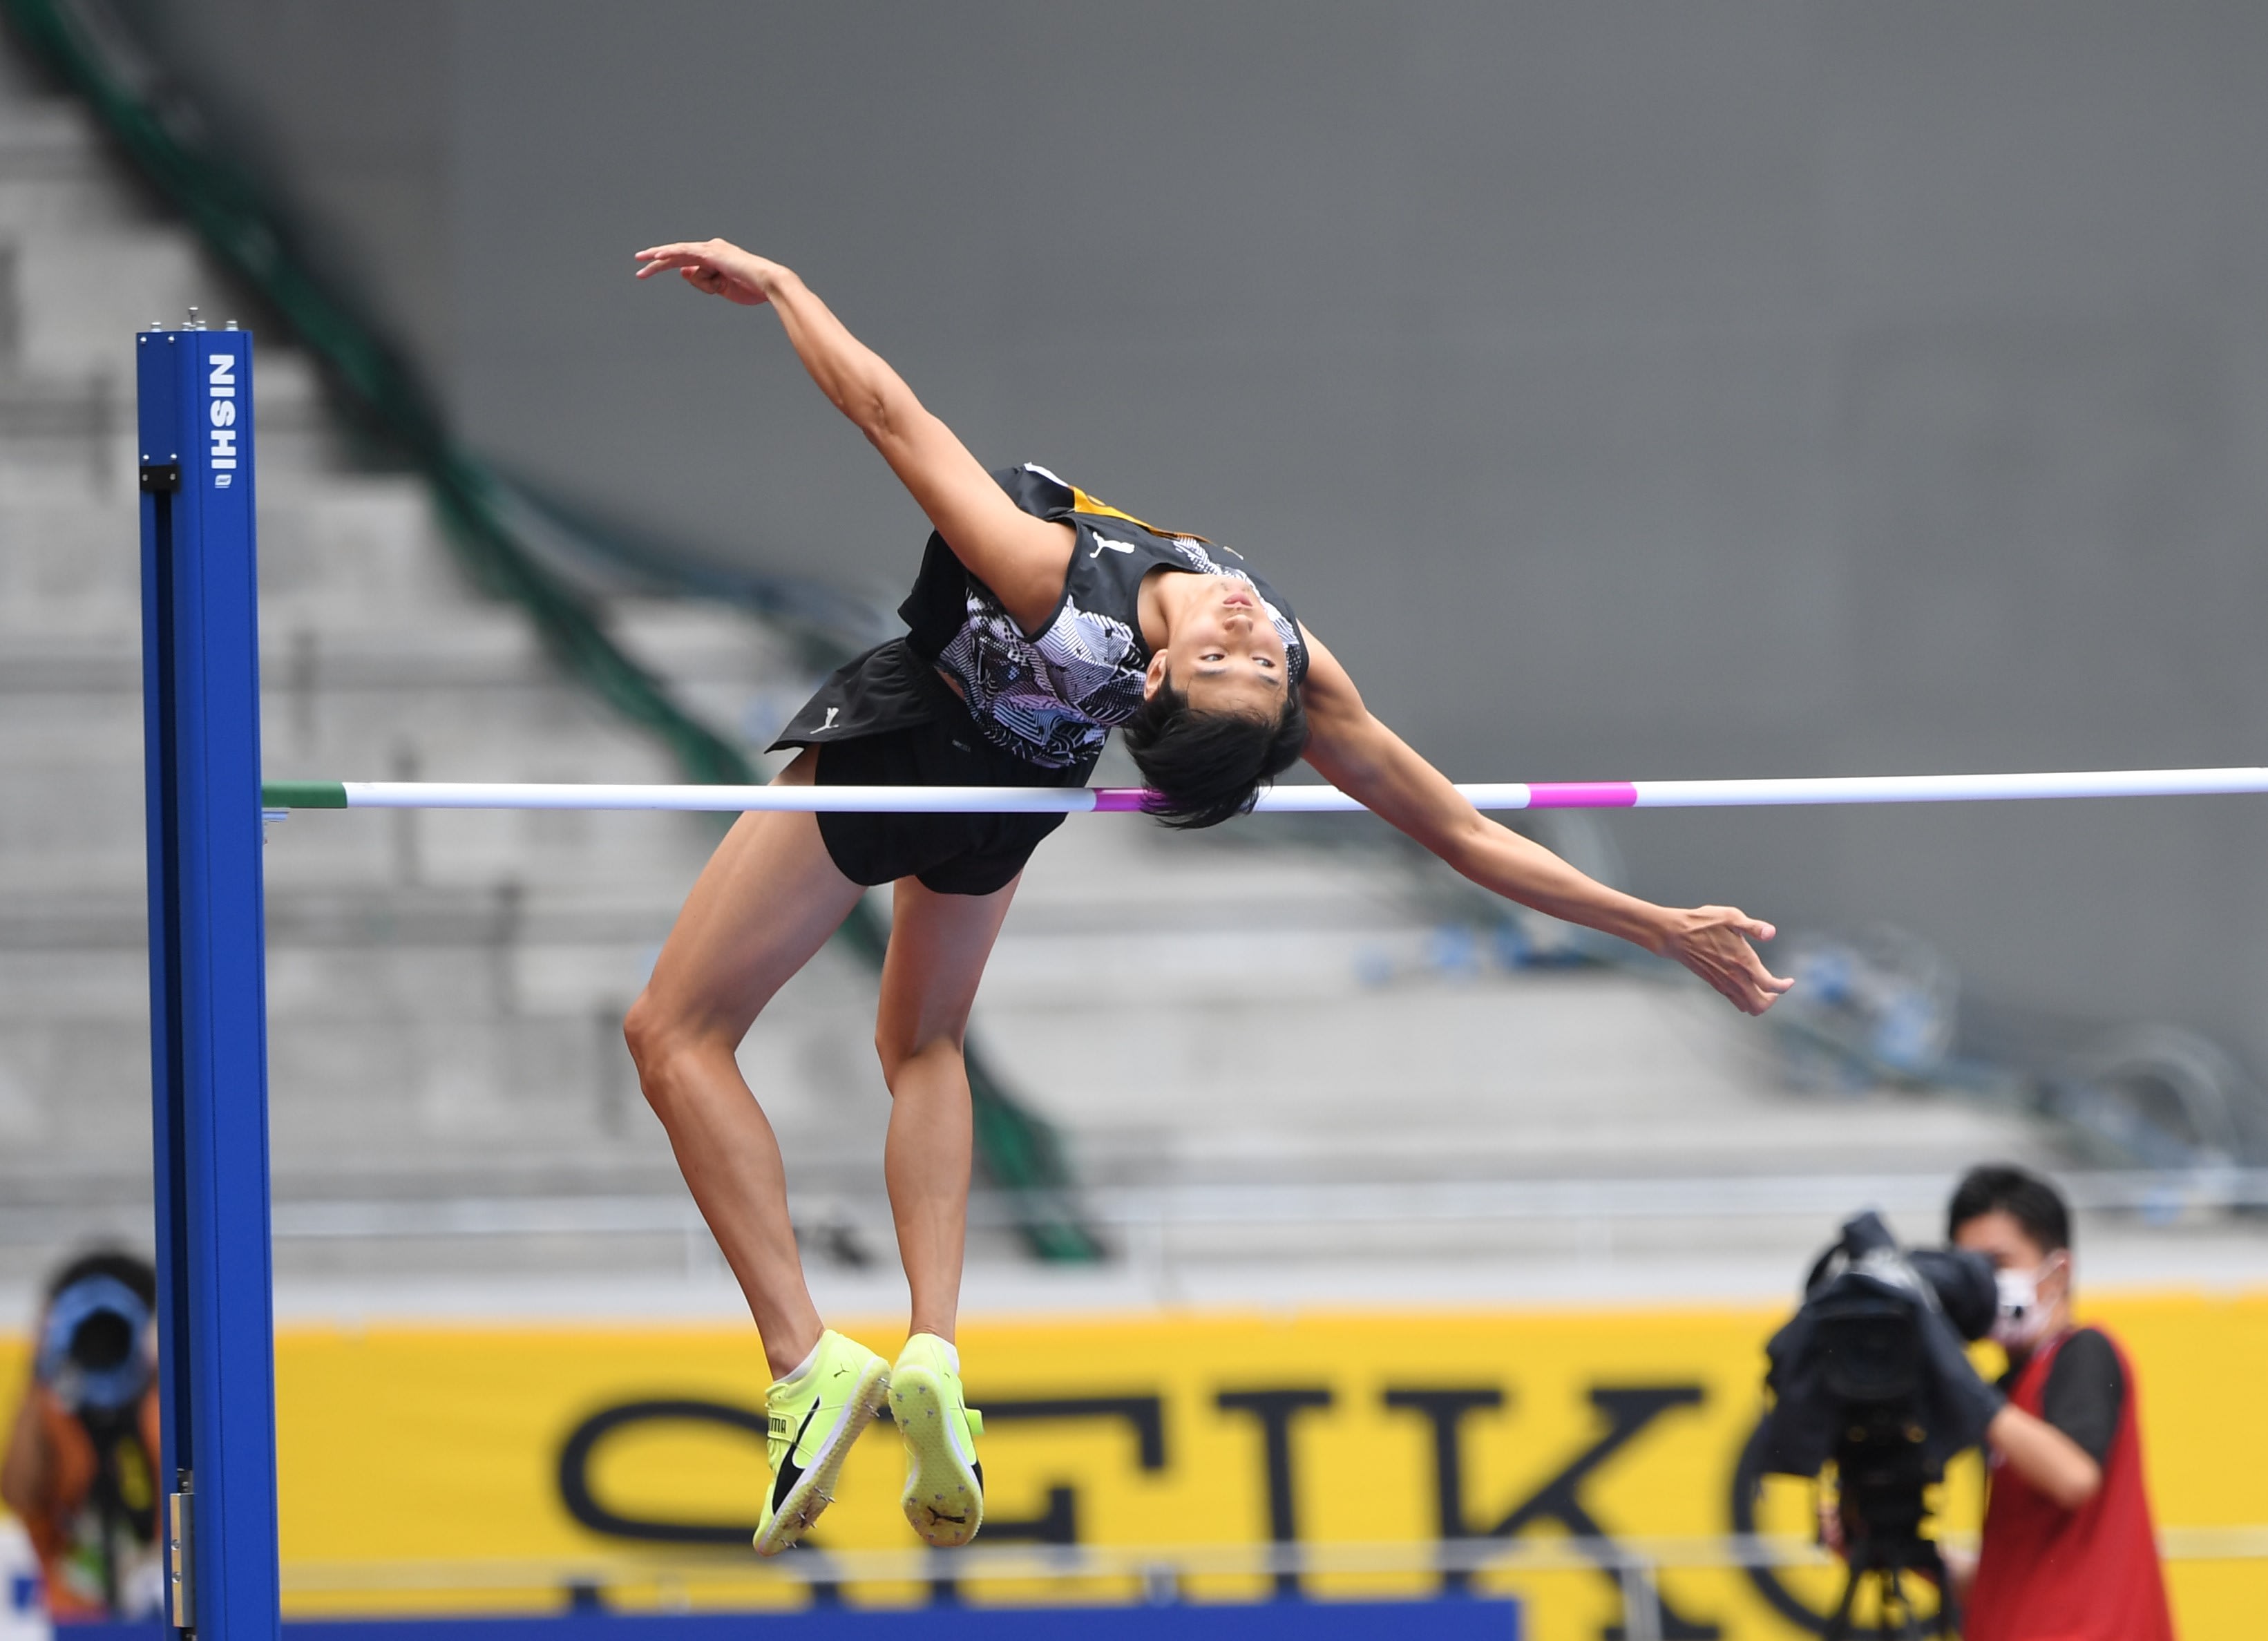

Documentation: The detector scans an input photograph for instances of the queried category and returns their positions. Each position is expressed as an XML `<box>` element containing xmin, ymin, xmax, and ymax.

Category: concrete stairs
<box><xmin>0</xmin><ymin>44</ymin><xmax>2139</xmax><ymax>1325</ymax></box>
<box><xmin>0</xmin><ymin>65</ymin><xmax>896</xmax><ymax>1296</ymax></box>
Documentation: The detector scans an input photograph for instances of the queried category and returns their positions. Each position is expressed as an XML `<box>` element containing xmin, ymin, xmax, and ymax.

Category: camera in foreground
<box><xmin>1755</xmin><ymin>1211</ymin><xmax>2001</xmax><ymax>1640</ymax></box>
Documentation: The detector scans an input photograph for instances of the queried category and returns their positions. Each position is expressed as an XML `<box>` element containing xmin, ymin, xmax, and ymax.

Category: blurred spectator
<box><xmin>0</xmin><ymin>1253</ymin><xmax>163</xmax><ymax>1622</ymax></box>
<box><xmin>1947</xmin><ymin>1166</ymin><xmax>2174</xmax><ymax>1641</ymax></box>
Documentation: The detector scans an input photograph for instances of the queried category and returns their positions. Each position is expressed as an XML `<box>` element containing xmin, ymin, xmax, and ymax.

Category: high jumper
<box><xmin>620</xmin><ymin>238</ymin><xmax>1794</xmax><ymax>1555</ymax></box>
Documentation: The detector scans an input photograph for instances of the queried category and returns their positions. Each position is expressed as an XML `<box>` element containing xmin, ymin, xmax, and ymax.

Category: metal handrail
<box><xmin>252</xmin><ymin>1164</ymin><xmax>2268</xmax><ymax>1237</ymax></box>
<box><xmin>6</xmin><ymin>1166</ymin><xmax>2266</xmax><ymax>1249</ymax></box>
<box><xmin>275</xmin><ymin>1524</ymin><xmax>2268</xmax><ymax>1592</ymax></box>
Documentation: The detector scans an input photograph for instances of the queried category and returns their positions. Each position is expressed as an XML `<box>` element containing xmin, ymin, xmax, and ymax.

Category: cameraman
<box><xmin>1947</xmin><ymin>1165</ymin><xmax>2173</xmax><ymax>1641</ymax></box>
<box><xmin>0</xmin><ymin>1252</ymin><xmax>164</xmax><ymax>1622</ymax></box>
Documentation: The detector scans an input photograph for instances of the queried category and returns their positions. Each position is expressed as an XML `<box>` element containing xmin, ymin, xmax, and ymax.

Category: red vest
<box><xmin>1966</xmin><ymin>1327</ymin><xmax>2175</xmax><ymax>1641</ymax></box>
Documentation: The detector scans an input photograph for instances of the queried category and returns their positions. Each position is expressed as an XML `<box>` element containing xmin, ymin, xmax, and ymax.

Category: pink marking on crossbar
<box><xmin>1092</xmin><ymin>788</ymin><xmax>1153</xmax><ymax>813</ymax></box>
<box><xmin>1525</xmin><ymin>781</ymin><xmax>1639</xmax><ymax>809</ymax></box>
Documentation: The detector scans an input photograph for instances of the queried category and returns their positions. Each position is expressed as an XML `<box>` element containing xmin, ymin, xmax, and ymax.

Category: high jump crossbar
<box><xmin>258</xmin><ymin>766</ymin><xmax>2268</xmax><ymax>815</ymax></box>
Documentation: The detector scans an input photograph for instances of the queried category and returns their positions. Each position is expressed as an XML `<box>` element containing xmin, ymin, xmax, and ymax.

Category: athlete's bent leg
<box><xmin>873</xmin><ymin>872</ymin><xmax>1022</xmax><ymax>1344</ymax></box>
<box><xmin>624</xmin><ymin>750</ymin><xmax>866</xmax><ymax>1379</ymax></box>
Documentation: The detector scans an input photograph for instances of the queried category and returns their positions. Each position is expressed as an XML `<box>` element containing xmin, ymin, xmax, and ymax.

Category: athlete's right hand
<box><xmin>634</xmin><ymin>239</ymin><xmax>782</xmax><ymax>306</ymax></box>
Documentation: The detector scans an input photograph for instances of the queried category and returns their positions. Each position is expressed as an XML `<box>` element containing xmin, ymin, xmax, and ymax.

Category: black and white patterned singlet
<box><xmin>773</xmin><ymin>464</ymin><xmax>1307</xmax><ymax>775</ymax></box>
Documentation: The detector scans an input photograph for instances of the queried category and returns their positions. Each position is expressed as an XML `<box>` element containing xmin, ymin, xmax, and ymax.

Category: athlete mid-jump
<box><xmin>622</xmin><ymin>238</ymin><xmax>1794</xmax><ymax>1555</ymax></box>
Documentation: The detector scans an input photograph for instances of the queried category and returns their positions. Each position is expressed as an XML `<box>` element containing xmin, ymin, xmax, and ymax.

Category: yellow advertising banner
<box><xmin>6</xmin><ymin>1292</ymin><xmax>2265</xmax><ymax>1640</ymax></box>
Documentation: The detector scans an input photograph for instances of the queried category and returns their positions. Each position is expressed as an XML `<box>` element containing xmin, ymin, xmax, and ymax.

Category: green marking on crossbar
<box><xmin>260</xmin><ymin>780</ymin><xmax>347</xmax><ymax>810</ymax></box>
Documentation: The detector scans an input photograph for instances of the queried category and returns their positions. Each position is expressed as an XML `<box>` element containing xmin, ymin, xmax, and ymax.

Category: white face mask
<box><xmin>1990</xmin><ymin>1253</ymin><xmax>2066</xmax><ymax>1349</ymax></box>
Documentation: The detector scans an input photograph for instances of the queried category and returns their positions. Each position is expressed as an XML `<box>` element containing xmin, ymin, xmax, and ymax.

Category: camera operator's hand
<box><xmin>1817</xmin><ymin>1493</ymin><xmax>1847</xmax><ymax>1559</ymax></box>
<box><xmin>1939</xmin><ymin>1543</ymin><xmax>1978</xmax><ymax>1603</ymax></box>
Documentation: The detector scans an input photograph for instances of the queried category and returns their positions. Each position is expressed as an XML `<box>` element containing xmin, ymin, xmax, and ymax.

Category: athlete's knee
<box><xmin>875</xmin><ymin>1024</ymin><xmax>966</xmax><ymax>1092</ymax></box>
<box><xmin>624</xmin><ymin>989</ymin><xmax>714</xmax><ymax>1114</ymax></box>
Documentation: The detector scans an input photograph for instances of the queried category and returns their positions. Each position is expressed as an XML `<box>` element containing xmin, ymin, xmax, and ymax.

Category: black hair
<box><xmin>46</xmin><ymin>1247</ymin><xmax>158</xmax><ymax>1310</ymax></box>
<box><xmin>1121</xmin><ymin>676</ymin><xmax>1308</xmax><ymax>829</ymax></box>
<box><xmin>1947</xmin><ymin>1164</ymin><xmax>2072</xmax><ymax>1255</ymax></box>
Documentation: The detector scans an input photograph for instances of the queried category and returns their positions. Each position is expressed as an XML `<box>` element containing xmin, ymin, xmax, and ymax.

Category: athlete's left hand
<box><xmin>1657</xmin><ymin>906</ymin><xmax>1793</xmax><ymax>1016</ymax></box>
<box><xmin>634</xmin><ymin>239</ymin><xmax>781</xmax><ymax>305</ymax></box>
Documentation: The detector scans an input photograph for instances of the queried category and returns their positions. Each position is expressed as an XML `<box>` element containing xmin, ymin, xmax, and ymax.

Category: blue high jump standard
<box><xmin>138</xmin><ymin>322</ymin><xmax>283</xmax><ymax>1641</ymax></box>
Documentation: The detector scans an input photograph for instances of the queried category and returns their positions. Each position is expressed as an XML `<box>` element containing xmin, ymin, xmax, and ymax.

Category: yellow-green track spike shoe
<box><xmin>889</xmin><ymin>1333</ymin><xmax>985</xmax><ymax>1547</ymax></box>
<box><xmin>753</xmin><ymin>1329</ymin><xmax>890</xmax><ymax>1556</ymax></box>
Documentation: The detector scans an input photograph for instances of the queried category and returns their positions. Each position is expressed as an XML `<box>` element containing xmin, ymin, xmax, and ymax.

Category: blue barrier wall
<box><xmin>71</xmin><ymin>1602</ymin><xmax>1519</xmax><ymax>1641</ymax></box>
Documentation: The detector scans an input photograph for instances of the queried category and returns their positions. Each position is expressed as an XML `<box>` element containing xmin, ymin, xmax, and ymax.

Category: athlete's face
<box><xmin>1145</xmin><ymin>578</ymin><xmax>1290</xmax><ymax>721</ymax></box>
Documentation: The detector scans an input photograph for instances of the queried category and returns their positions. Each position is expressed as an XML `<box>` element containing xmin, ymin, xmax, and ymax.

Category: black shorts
<box><xmin>772</xmin><ymin>641</ymin><xmax>1091</xmax><ymax>896</ymax></box>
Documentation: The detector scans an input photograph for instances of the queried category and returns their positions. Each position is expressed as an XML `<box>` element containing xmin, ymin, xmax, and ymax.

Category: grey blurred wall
<box><xmin>123</xmin><ymin>1</ymin><xmax>2268</xmax><ymax>1074</ymax></box>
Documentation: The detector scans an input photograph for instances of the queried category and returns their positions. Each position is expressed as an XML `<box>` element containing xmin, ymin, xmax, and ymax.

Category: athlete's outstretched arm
<box><xmin>635</xmin><ymin>239</ymin><xmax>1072</xmax><ymax>629</ymax></box>
<box><xmin>1295</xmin><ymin>629</ymin><xmax>1793</xmax><ymax>1016</ymax></box>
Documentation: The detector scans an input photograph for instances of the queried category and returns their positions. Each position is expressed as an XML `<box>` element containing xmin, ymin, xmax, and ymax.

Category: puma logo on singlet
<box><xmin>821</xmin><ymin>706</ymin><xmax>840</xmax><ymax>730</ymax></box>
<box><xmin>1089</xmin><ymin>536</ymin><xmax>1137</xmax><ymax>558</ymax></box>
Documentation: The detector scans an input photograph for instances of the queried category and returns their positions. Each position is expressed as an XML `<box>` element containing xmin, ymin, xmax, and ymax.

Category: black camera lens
<box><xmin>68</xmin><ymin>1307</ymin><xmax>135</xmax><ymax>1373</ymax></box>
<box><xmin>1908</xmin><ymin>1246</ymin><xmax>1999</xmax><ymax>1343</ymax></box>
